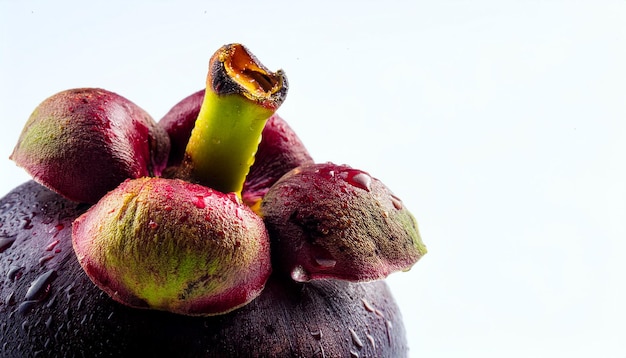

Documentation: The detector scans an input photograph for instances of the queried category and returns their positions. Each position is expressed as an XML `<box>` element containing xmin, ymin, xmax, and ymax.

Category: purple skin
<box><xmin>0</xmin><ymin>181</ymin><xmax>409</xmax><ymax>357</ymax></box>
<box><xmin>10</xmin><ymin>88</ymin><xmax>170</xmax><ymax>204</ymax></box>
<box><xmin>157</xmin><ymin>89</ymin><xmax>313</xmax><ymax>207</ymax></box>
<box><xmin>261</xmin><ymin>162</ymin><xmax>427</xmax><ymax>283</ymax></box>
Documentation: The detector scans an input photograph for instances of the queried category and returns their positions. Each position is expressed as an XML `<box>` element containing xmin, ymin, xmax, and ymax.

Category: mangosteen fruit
<box><xmin>0</xmin><ymin>43</ymin><xmax>425</xmax><ymax>357</ymax></box>
<box><xmin>0</xmin><ymin>181</ymin><xmax>408</xmax><ymax>357</ymax></box>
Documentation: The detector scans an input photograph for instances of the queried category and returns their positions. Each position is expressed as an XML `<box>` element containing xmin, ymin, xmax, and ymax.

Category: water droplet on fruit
<box><xmin>46</xmin><ymin>295</ymin><xmax>56</xmax><ymax>309</ymax></box>
<box><xmin>45</xmin><ymin>316</ymin><xmax>53</xmax><ymax>330</ymax></box>
<box><xmin>7</xmin><ymin>266</ymin><xmax>24</xmax><ymax>282</ymax></box>
<box><xmin>316</xmin><ymin>166</ymin><xmax>335</xmax><ymax>179</ymax></box>
<box><xmin>0</xmin><ymin>236</ymin><xmax>16</xmax><ymax>253</ymax></box>
<box><xmin>310</xmin><ymin>329</ymin><xmax>323</xmax><ymax>340</ymax></box>
<box><xmin>350</xmin><ymin>350</ymin><xmax>359</xmax><ymax>358</ymax></box>
<box><xmin>192</xmin><ymin>195</ymin><xmax>206</xmax><ymax>209</ymax></box>
<box><xmin>17</xmin><ymin>300</ymin><xmax>39</xmax><ymax>315</ymax></box>
<box><xmin>148</xmin><ymin>220</ymin><xmax>159</xmax><ymax>229</ymax></box>
<box><xmin>366</xmin><ymin>334</ymin><xmax>376</xmax><ymax>349</ymax></box>
<box><xmin>349</xmin><ymin>328</ymin><xmax>363</xmax><ymax>348</ymax></box>
<box><xmin>390</xmin><ymin>194</ymin><xmax>403</xmax><ymax>210</ymax></box>
<box><xmin>38</xmin><ymin>255</ymin><xmax>54</xmax><ymax>265</ymax></box>
<box><xmin>227</xmin><ymin>192</ymin><xmax>242</xmax><ymax>205</ymax></box>
<box><xmin>385</xmin><ymin>320</ymin><xmax>393</xmax><ymax>345</ymax></box>
<box><xmin>346</xmin><ymin>171</ymin><xmax>372</xmax><ymax>192</ymax></box>
<box><xmin>291</xmin><ymin>265</ymin><xmax>311</xmax><ymax>282</ymax></box>
<box><xmin>45</xmin><ymin>239</ymin><xmax>60</xmax><ymax>251</ymax></box>
<box><xmin>361</xmin><ymin>298</ymin><xmax>375</xmax><ymax>313</ymax></box>
<box><xmin>5</xmin><ymin>291</ymin><xmax>16</xmax><ymax>306</ymax></box>
<box><xmin>25</xmin><ymin>269</ymin><xmax>57</xmax><ymax>301</ymax></box>
<box><xmin>314</xmin><ymin>257</ymin><xmax>337</xmax><ymax>268</ymax></box>
<box><xmin>22</xmin><ymin>217</ymin><xmax>34</xmax><ymax>229</ymax></box>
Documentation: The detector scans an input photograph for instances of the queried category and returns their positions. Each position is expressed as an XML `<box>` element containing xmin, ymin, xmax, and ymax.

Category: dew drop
<box><xmin>314</xmin><ymin>257</ymin><xmax>337</xmax><ymax>268</ymax></box>
<box><xmin>22</xmin><ymin>217</ymin><xmax>33</xmax><ymax>230</ymax></box>
<box><xmin>45</xmin><ymin>316</ymin><xmax>53</xmax><ymax>330</ymax></box>
<box><xmin>148</xmin><ymin>220</ymin><xmax>158</xmax><ymax>229</ymax></box>
<box><xmin>390</xmin><ymin>194</ymin><xmax>403</xmax><ymax>210</ymax></box>
<box><xmin>5</xmin><ymin>291</ymin><xmax>16</xmax><ymax>306</ymax></box>
<box><xmin>316</xmin><ymin>167</ymin><xmax>335</xmax><ymax>179</ymax></box>
<box><xmin>46</xmin><ymin>295</ymin><xmax>57</xmax><ymax>309</ymax></box>
<box><xmin>18</xmin><ymin>300</ymin><xmax>39</xmax><ymax>315</ymax></box>
<box><xmin>385</xmin><ymin>320</ymin><xmax>393</xmax><ymax>345</ymax></box>
<box><xmin>227</xmin><ymin>192</ymin><xmax>242</xmax><ymax>205</ymax></box>
<box><xmin>291</xmin><ymin>265</ymin><xmax>311</xmax><ymax>282</ymax></box>
<box><xmin>0</xmin><ymin>236</ymin><xmax>16</xmax><ymax>253</ymax></box>
<box><xmin>7</xmin><ymin>266</ymin><xmax>24</xmax><ymax>282</ymax></box>
<box><xmin>192</xmin><ymin>195</ymin><xmax>206</xmax><ymax>209</ymax></box>
<box><xmin>65</xmin><ymin>283</ymin><xmax>75</xmax><ymax>301</ymax></box>
<box><xmin>361</xmin><ymin>298</ymin><xmax>375</xmax><ymax>313</ymax></box>
<box><xmin>45</xmin><ymin>239</ymin><xmax>60</xmax><ymax>251</ymax></box>
<box><xmin>349</xmin><ymin>328</ymin><xmax>363</xmax><ymax>348</ymax></box>
<box><xmin>350</xmin><ymin>350</ymin><xmax>359</xmax><ymax>358</ymax></box>
<box><xmin>38</xmin><ymin>255</ymin><xmax>54</xmax><ymax>265</ymax></box>
<box><xmin>25</xmin><ymin>269</ymin><xmax>57</xmax><ymax>301</ymax></box>
<box><xmin>366</xmin><ymin>334</ymin><xmax>376</xmax><ymax>350</ymax></box>
<box><xmin>347</xmin><ymin>171</ymin><xmax>372</xmax><ymax>192</ymax></box>
<box><xmin>310</xmin><ymin>329</ymin><xmax>323</xmax><ymax>340</ymax></box>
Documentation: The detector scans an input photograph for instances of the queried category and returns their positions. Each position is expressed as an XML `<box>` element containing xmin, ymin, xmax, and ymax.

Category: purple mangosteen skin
<box><xmin>0</xmin><ymin>181</ymin><xmax>409</xmax><ymax>357</ymax></box>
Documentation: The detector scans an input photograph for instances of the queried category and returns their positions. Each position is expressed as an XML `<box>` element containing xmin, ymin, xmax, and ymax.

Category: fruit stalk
<box><xmin>179</xmin><ymin>44</ymin><xmax>288</xmax><ymax>195</ymax></box>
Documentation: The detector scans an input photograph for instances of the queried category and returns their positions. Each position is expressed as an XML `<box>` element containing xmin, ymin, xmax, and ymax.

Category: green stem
<box><xmin>180</xmin><ymin>44</ymin><xmax>288</xmax><ymax>195</ymax></box>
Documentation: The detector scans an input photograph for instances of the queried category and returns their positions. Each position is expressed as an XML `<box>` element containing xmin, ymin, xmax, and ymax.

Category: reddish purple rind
<box><xmin>72</xmin><ymin>177</ymin><xmax>271</xmax><ymax>316</ymax></box>
<box><xmin>261</xmin><ymin>163</ymin><xmax>426</xmax><ymax>282</ymax></box>
<box><xmin>1</xmin><ymin>181</ymin><xmax>409</xmax><ymax>357</ymax></box>
<box><xmin>10</xmin><ymin>88</ymin><xmax>170</xmax><ymax>204</ymax></box>
<box><xmin>157</xmin><ymin>90</ymin><xmax>313</xmax><ymax>204</ymax></box>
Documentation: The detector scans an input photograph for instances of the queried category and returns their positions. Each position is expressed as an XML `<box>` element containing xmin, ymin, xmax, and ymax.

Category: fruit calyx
<box><xmin>9</xmin><ymin>88</ymin><xmax>170</xmax><ymax>204</ymax></box>
<box><xmin>261</xmin><ymin>162</ymin><xmax>426</xmax><ymax>283</ymax></box>
<box><xmin>178</xmin><ymin>44</ymin><xmax>288</xmax><ymax>196</ymax></box>
<box><xmin>72</xmin><ymin>177</ymin><xmax>272</xmax><ymax>316</ymax></box>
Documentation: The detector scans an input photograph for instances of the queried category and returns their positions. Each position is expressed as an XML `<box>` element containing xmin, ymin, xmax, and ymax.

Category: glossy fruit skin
<box><xmin>10</xmin><ymin>88</ymin><xmax>170</xmax><ymax>204</ymax></box>
<box><xmin>262</xmin><ymin>163</ymin><xmax>426</xmax><ymax>283</ymax></box>
<box><xmin>0</xmin><ymin>181</ymin><xmax>408</xmax><ymax>357</ymax></box>
<box><xmin>158</xmin><ymin>89</ymin><xmax>313</xmax><ymax>206</ymax></box>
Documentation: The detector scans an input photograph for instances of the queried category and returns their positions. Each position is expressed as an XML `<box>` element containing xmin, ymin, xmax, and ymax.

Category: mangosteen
<box><xmin>0</xmin><ymin>181</ymin><xmax>408</xmax><ymax>357</ymax></box>
<box><xmin>0</xmin><ymin>43</ymin><xmax>424</xmax><ymax>357</ymax></box>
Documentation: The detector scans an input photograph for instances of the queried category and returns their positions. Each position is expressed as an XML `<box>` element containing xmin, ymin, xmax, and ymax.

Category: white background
<box><xmin>1</xmin><ymin>1</ymin><xmax>625</xmax><ymax>357</ymax></box>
